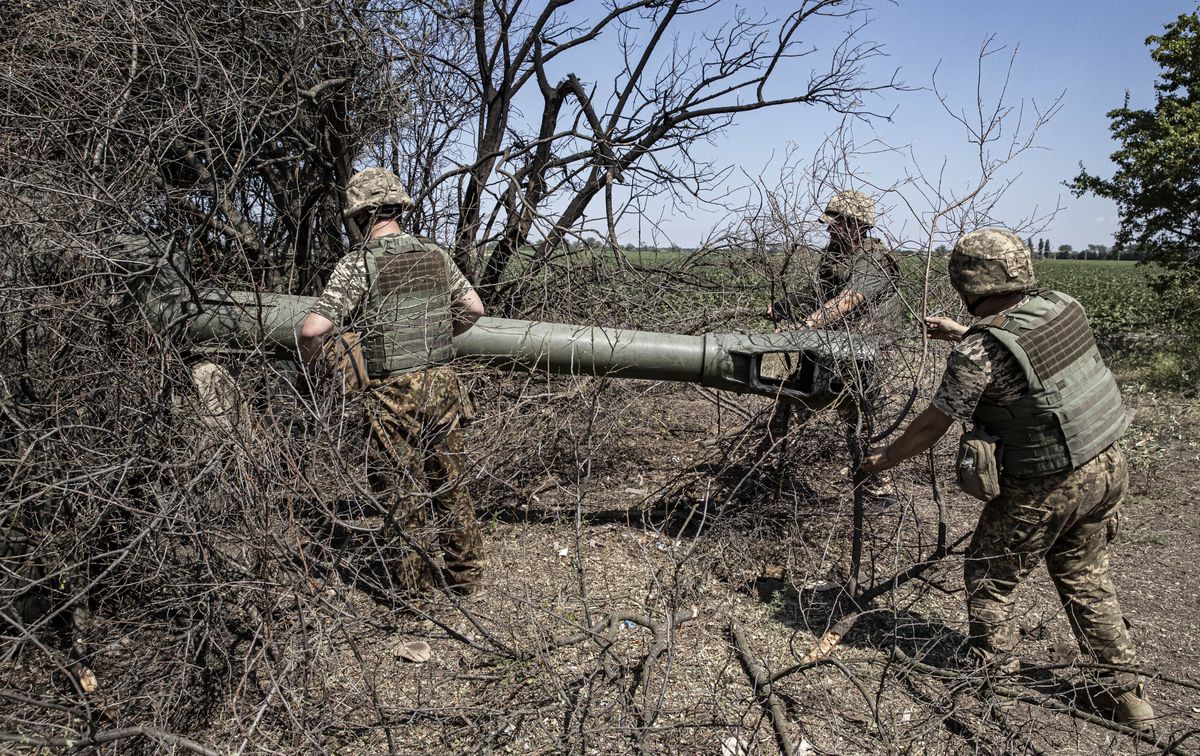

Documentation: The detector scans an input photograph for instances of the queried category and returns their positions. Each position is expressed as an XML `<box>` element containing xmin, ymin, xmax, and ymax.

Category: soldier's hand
<box><xmin>924</xmin><ymin>316</ymin><xmax>967</xmax><ymax>342</ymax></box>
<box><xmin>861</xmin><ymin>446</ymin><xmax>892</xmax><ymax>473</ymax></box>
<box><xmin>763</xmin><ymin>304</ymin><xmax>782</xmax><ymax>323</ymax></box>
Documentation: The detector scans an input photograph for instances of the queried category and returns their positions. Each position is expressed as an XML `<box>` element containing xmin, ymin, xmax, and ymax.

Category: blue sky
<box><xmin>531</xmin><ymin>1</ymin><xmax>1193</xmax><ymax>249</ymax></box>
<box><xmin>838</xmin><ymin>0</ymin><xmax>1189</xmax><ymax>250</ymax></box>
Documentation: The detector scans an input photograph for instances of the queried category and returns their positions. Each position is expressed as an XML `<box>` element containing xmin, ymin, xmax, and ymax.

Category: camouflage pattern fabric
<box><xmin>818</xmin><ymin>236</ymin><xmax>895</xmax><ymax>308</ymax></box>
<box><xmin>364</xmin><ymin>366</ymin><xmax>482</xmax><ymax>592</ymax></box>
<box><xmin>344</xmin><ymin>167</ymin><xmax>413</xmax><ymax>218</ymax></box>
<box><xmin>772</xmin><ymin>236</ymin><xmax>900</xmax><ymax>328</ymax></box>
<box><xmin>819</xmin><ymin>189</ymin><xmax>876</xmax><ymax>228</ymax></box>
<box><xmin>965</xmin><ymin>443</ymin><xmax>1137</xmax><ymax>686</ymax></box>
<box><xmin>949</xmin><ymin>227</ymin><xmax>1037</xmax><ymax>299</ymax></box>
<box><xmin>932</xmin><ymin>323</ymin><xmax>1029</xmax><ymax>422</ymax></box>
<box><xmin>308</xmin><ymin>236</ymin><xmax>471</xmax><ymax>326</ymax></box>
<box><xmin>763</xmin><ymin>234</ymin><xmax>901</xmax><ymax>488</ymax></box>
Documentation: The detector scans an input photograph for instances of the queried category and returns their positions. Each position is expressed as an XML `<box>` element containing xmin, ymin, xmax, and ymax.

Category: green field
<box><xmin>1034</xmin><ymin>260</ymin><xmax>1170</xmax><ymax>339</ymax></box>
<box><xmin>508</xmin><ymin>246</ymin><xmax>1190</xmax><ymax>353</ymax></box>
<box><xmin>898</xmin><ymin>256</ymin><xmax>1177</xmax><ymax>340</ymax></box>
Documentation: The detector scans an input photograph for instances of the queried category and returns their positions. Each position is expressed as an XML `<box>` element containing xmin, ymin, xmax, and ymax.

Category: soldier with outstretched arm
<box><xmin>861</xmin><ymin>228</ymin><xmax>1153</xmax><ymax>727</ymax></box>
<box><xmin>764</xmin><ymin>190</ymin><xmax>899</xmax><ymax>331</ymax></box>
<box><xmin>298</xmin><ymin>168</ymin><xmax>486</xmax><ymax>595</ymax></box>
<box><xmin>761</xmin><ymin>190</ymin><xmax>901</xmax><ymax>499</ymax></box>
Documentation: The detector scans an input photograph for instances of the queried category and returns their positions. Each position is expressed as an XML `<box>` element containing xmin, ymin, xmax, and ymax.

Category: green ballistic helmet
<box><xmin>344</xmin><ymin>168</ymin><xmax>413</xmax><ymax>219</ymax></box>
<box><xmin>949</xmin><ymin>228</ymin><xmax>1037</xmax><ymax>300</ymax></box>
<box><xmin>818</xmin><ymin>190</ymin><xmax>876</xmax><ymax>228</ymax></box>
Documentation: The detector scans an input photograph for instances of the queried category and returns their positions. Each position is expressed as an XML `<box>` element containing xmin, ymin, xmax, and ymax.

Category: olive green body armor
<box><xmin>818</xmin><ymin>236</ymin><xmax>901</xmax><ymax>325</ymax></box>
<box><xmin>362</xmin><ymin>235</ymin><xmax>455</xmax><ymax>378</ymax></box>
<box><xmin>817</xmin><ymin>236</ymin><xmax>896</xmax><ymax>295</ymax></box>
<box><xmin>971</xmin><ymin>290</ymin><xmax>1128</xmax><ymax>478</ymax></box>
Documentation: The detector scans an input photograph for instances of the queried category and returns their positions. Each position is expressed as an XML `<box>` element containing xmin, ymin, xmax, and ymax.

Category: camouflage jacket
<box><xmin>932</xmin><ymin>296</ymin><xmax>1031</xmax><ymax>422</ymax></box>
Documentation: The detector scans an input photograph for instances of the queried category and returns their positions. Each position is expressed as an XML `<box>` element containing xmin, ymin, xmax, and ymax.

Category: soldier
<box><xmin>762</xmin><ymin>190</ymin><xmax>901</xmax><ymax>496</ymax></box>
<box><xmin>298</xmin><ymin>168</ymin><xmax>486</xmax><ymax>595</ymax></box>
<box><xmin>861</xmin><ymin>228</ymin><xmax>1153</xmax><ymax>726</ymax></box>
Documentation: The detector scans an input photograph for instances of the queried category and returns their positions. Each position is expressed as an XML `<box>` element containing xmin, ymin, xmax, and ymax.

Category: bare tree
<box><xmin>371</xmin><ymin>0</ymin><xmax>896</xmax><ymax>312</ymax></box>
<box><xmin>6</xmin><ymin>0</ymin><xmax>1194</xmax><ymax>752</ymax></box>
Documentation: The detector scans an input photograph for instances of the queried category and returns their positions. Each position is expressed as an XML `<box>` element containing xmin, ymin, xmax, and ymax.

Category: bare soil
<box><xmin>219</xmin><ymin>372</ymin><xmax>1200</xmax><ymax>755</ymax></box>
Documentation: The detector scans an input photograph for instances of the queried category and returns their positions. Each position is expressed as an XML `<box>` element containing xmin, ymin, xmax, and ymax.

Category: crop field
<box><xmin>897</xmin><ymin>257</ymin><xmax>1173</xmax><ymax>339</ymax></box>
<box><xmin>1035</xmin><ymin>260</ymin><xmax>1174</xmax><ymax>340</ymax></box>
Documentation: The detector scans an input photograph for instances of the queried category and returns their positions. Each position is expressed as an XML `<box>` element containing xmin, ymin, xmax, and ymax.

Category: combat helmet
<box><xmin>949</xmin><ymin>228</ymin><xmax>1037</xmax><ymax>300</ymax></box>
<box><xmin>819</xmin><ymin>190</ymin><xmax>875</xmax><ymax>229</ymax></box>
<box><xmin>344</xmin><ymin>168</ymin><xmax>413</xmax><ymax>219</ymax></box>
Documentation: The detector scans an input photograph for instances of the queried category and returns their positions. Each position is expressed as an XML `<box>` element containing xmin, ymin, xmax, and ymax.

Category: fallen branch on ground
<box><xmin>0</xmin><ymin>726</ymin><xmax>221</xmax><ymax>756</ymax></box>
<box><xmin>730</xmin><ymin>619</ymin><xmax>797</xmax><ymax>756</ymax></box>
<box><xmin>889</xmin><ymin>646</ymin><xmax>1196</xmax><ymax>756</ymax></box>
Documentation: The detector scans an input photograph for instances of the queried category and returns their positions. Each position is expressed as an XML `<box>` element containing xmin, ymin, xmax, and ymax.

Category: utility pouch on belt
<box><xmin>957</xmin><ymin>425</ymin><xmax>1001</xmax><ymax>502</ymax></box>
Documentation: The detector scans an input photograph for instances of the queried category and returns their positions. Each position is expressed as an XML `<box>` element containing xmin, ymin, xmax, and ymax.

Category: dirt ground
<box><xmin>229</xmin><ymin>365</ymin><xmax>1199</xmax><ymax>755</ymax></box>
<box><xmin>13</xmin><ymin>354</ymin><xmax>1193</xmax><ymax>754</ymax></box>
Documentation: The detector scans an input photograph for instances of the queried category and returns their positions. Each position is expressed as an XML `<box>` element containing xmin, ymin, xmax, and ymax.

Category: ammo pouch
<box><xmin>956</xmin><ymin>425</ymin><xmax>1001</xmax><ymax>502</ymax></box>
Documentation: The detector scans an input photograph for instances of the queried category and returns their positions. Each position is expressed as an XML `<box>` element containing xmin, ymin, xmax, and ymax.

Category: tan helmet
<box><xmin>949</xmin><ymin>228</ymin><xmax>1037</xmax><ymax>300</ymax></box>
<box><xmin>343</xmin><ymin>168</ymin><xmax>413</xmax><ymax>219</ymax></box>
<box><xmin>819</xmin><ymin>190</ymin><xmax>876</xmax><ymax>228</ymax></box>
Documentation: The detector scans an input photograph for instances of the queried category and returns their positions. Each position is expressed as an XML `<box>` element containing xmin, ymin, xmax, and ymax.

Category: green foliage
<box><xmin>1070</xmin><ymin>11</ymin><xmax>1200</xmax><ymax>329</ymax></box>
<box><xmin>1036</xmin><ymin>260</ymin><xmax>1196</xmax><ymax>391</ymax></box>
<box><xmin>902</xmin><ymin>255</ymin><xmax>1185</xmax><ymax>340</ymax></box>
<box><xmin>1035</xmin><ymin>260</ymin><xmax>1166</xmax><ymax>338</ymax></box>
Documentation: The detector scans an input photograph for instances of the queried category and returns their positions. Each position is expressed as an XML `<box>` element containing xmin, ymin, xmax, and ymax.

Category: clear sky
<box><xmin>532</xmin><ymin>0</ymin><xmax>1194</xmax><ymax>250</ymax></box>
<box><xmin>838</xmin><ymin>0</ymin><xmax>1190</xmax><ymax>250</ymax></box>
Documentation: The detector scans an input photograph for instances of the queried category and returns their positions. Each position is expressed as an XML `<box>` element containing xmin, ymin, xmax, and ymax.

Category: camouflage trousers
<box><xmin>364</xmin><ymin>366</ymin><xmax>482</xmax><ymax>593</ymax></box>
<box><xmin>965</xmin><ymin>443</ymin><xmax>1136</xmax><ymax>681</ymax></box>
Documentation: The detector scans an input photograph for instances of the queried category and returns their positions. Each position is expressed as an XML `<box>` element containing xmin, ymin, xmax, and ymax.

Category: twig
<box><xmin>796</xmin><ymin>451</ymin><xmax>966</xmax><ymax>666</ymax></box>
<box><xmin>527</xmin><ymin>608</ymin><xmax>698</xmax><ymax>659</ymax></box>
<box><xmin>0</xmin><ymin>726</ymin><xmax>221</xmax><ymax>756</ymax></box>
<box><xmin>730</xmin><ymin>619</ymin><xmax>796</xmax><ymax>756</ymax></box>
<box><xmin>890</xmin><ymin>646</ymin><xmax>1195</xmax><ymax>756</ymax></box>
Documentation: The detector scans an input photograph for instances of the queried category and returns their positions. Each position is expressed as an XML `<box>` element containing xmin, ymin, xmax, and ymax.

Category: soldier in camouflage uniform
<box><xmin>762</xmin><ymin>190</ymin><xmax>902</xmax><ymax>496</ymax></box>
<box><xmin>299</xmin><ymin>168</ymin><xmax>486</xmax><ymax>594</ymax></box>
<box><xmin>862</xmin><ymin>228</ymin><xmax>1153</xmax><ymax>727</ymax></box>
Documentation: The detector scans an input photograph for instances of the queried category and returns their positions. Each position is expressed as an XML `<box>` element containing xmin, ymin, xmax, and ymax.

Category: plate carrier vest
<box><xmin>817</xmin><ymin>236</ymin><xmax>901</xmax><ymax>324</ymax></box>
<box><xmin>361</xmin><ymin>234</ymin><xmax>455</xmax><ymax>378</ymax></box>
<box><xmin>970</xmin><ymin>289</ymin><xmax>1127</xmax><ymax>478</ymax></box>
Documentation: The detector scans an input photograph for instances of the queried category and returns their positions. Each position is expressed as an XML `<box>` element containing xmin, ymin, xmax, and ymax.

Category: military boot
<box><xmin>1090</xmin><ymin>681</ymin><xmax>1155</xmax><ymax>730</ymax></box>
<box><xmin>959</xmin><ymin>646</ymin><xmax>1022</xmax><ymax>717</ymax></box>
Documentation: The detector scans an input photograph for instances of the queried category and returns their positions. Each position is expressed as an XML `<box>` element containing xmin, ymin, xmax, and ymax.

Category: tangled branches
<box><xmin>2</xmin><ymin>1</ymin><xmax>1198</xmax><ymax>753</ymax></box>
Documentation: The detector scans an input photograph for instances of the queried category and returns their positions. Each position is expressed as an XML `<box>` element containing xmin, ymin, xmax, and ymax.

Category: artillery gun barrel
<box><xmin>453</xmin><ymin>318</ymin><xmax>705</xmax><ymax>382</ymax></box>
<box><xmin>143</xmin><ymin>284</ymin><xmax>873</xmax><ymax>410</ymax></box>
<box><xmin>184</xmin><ymin>290</ymin><xmax>315</xmax><ymax>350</ymax></box>
<box><xmin>454</xmin><ymin>318</ymin><xmax>871</xmax><ymax>409</ymax></box>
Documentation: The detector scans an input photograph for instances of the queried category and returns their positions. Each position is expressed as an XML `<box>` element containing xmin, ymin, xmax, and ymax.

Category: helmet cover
<box><xmin>344</xmin><ymin>168</ymin><xmax>413</xmax><ymax>219</ymax></box>
<box><xmin>949</xmin><ymin>228</ymin><xmax>1037</xmax><ymax>300</ymax></box>
<box><xmin>819</xmin><ymin>190</ymin><xmax>876</xmax><ymax>228</ymax></box>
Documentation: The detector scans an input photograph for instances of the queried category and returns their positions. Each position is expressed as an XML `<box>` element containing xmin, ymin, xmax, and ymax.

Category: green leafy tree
<box><xmin>1071</xmin><ymin>11</ymin><xmax>1200</xmax><ymax>319</ymax></box>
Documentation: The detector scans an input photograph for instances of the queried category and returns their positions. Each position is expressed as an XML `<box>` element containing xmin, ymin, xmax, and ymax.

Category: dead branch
<box><xmin>730</xmin><ymin>619</ymin><xmax>796</xmax><ymax>756</ymax></box>
<box><xmin>0</xmin><ymin>726</ymin><xmax>222</xmax><ymax>756</ymax></box>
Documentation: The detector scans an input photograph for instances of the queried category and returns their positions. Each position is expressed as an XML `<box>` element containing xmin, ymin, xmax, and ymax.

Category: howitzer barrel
<box><xmin>131</xmin><ymin>275</ymin><xmax>874</xmax><ymax>409</ymax></box>
<box><xmin>456</xmin><ymin>317</ymin><xmax>874</xmax><ymax>409</ymax></box>
<box><xmin>454</xmin><ymin>318</ymin><xmax>706</xmax><ymax>383</ymax></box>
<box><xmin>185</xmin><ymin>290</ymin><xmax>315</xmax><ymax>351</ymax></box>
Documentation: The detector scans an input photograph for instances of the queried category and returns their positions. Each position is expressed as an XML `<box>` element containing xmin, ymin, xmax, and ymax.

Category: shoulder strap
<box><xmin>965</xmin><ymin>313</ymin><xmax>1009</xmax><ymax>336</ymax></box>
